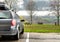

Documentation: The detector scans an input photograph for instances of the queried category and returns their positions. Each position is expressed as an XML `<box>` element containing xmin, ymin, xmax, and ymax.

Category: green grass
<box><xmin>24</xmin><ymin>24</ymin><xmax>60</xmax><ymax>33</ymax></box>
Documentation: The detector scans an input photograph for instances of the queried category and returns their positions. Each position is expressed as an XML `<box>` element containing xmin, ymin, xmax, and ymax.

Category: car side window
<box><xmin>14</xmin><ymin>14</ymin><xmax>20</xmax><ymax>20</ymax></box>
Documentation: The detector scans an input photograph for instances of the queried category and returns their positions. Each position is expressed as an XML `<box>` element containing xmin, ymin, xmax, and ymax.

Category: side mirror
<box><xmin>10</xmin><ymin>8</ymin><xmax>14</xmax><ymax>12</ymax></box>
<box><xmin>12</xmin><ymin>9</ymin><xmax>14</xmax><ymax>11</ymax></box>
<box><xmin>20</xmin><ymin>20</ymin><xmax>25</xmax><ymax>22</ymax></box>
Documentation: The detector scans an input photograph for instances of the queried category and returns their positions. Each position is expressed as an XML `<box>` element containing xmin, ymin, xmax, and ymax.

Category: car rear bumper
<box><xmin>0</xmin><ymin>29</ymin><xmax>18</xmax><ymax>35</ymax></box>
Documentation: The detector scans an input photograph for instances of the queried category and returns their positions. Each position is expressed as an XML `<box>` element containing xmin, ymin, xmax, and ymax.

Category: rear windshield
<box><xmin>0</xmin><ymin>11</ymin><xmax>12</xmax><ymax>19</ymax></box>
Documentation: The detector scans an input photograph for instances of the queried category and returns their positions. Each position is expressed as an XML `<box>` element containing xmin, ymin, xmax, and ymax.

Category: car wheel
<box><xmin>14</xmin><ymin>31</ymin><xmax>20</xmax><ymax>40</ymax></box>
<box><xmin>20</xmin><ymin>28</ymin><xmax>24</xmax><ymax>34</ymax></box>
<box><xmin>19</xmin><ymin>28</ymin><xmax>24</xmax><ymax>39</ymax></box>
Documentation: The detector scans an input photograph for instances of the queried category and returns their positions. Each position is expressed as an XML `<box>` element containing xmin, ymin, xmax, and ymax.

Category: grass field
<box><xmin>24</xmin><ymin>24</ymin><xmax>60</xmax><ymax>33</ymax></box>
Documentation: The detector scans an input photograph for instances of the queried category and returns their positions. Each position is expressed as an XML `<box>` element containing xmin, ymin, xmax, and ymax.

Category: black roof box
<box><xmin>0</xmin><ymin>2</ymin><xmax>5</xmax><ymax>4</ymax></box>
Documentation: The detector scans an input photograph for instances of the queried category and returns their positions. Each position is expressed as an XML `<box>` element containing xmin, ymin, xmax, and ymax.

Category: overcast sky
<box><xmin>0</xmin><ymin>0</ymin><xmax>4</xmax><ymax>2</ymax></box>
<box><xmin>0</xmin><ymin>0</ymin><xmax>51</xmax><ymax>16</ymax></box>
<box><xmin>17</xmin><ymin>0</ymin><xmax>51</xmax><ymax>16</ymax></box>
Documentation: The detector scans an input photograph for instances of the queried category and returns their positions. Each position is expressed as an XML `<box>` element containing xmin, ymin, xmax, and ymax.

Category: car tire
<box><xmin>21</xmin><ymin>28</ymin><xmax>24</xmax><ymax>34</ymax></box>
<box><xmin>19</xmin><ymin>28</ymin><xmax>24</xmax><ymax>39</ymax></box>
<box><xmin>14</xmin><ymin>31</ymin><xmax>20</xmax><ymax>40</ymax></box>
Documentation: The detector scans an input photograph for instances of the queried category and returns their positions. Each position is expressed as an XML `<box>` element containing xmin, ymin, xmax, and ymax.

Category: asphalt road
<box><xmin>0</xmin><ymin>33</ymin><xmax>60</xmax><ymax>42</ymax></box>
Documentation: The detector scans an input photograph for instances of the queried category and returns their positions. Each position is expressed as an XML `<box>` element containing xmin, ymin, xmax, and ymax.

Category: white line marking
<box><xmin>26</xmin><ymin>33</ymin><xmax>29</xmax><ymax>42</ymax></box>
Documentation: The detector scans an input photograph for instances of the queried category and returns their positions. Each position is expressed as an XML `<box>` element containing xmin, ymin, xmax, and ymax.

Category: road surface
<box><xmin>0</xmin><ymin>33</ymin><xmax>60</xmax><ymax>42</ymax></box>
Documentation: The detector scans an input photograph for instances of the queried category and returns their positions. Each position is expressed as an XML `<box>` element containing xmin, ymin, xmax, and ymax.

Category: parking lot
<box><xmin>0</xmin><ymin>33</ymin><xmax>60</xmax><ymax>42</ymax></box>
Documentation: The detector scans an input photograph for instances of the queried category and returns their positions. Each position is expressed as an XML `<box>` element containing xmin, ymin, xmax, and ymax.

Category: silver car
<box><xmin>0</xmin><ymin>11</ymin><xmax>24</xmax><ymax>40</ymax></box>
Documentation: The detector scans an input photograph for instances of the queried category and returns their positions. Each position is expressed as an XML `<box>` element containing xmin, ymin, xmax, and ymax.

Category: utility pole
<box><xmin>57</xmin><ymin>0</ymin><xmax>59</xmax><ymax>26</ymax></box>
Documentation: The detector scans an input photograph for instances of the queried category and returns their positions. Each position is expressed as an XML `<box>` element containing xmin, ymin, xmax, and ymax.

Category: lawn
<box><xmin>24</xmin><ymin>24</ymin><xmax>60</xmax><ymax>33</ymax></box>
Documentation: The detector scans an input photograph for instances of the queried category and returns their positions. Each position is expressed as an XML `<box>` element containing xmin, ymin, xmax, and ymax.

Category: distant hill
<box><xmin>22</xmin><ymin>15</ymin><xmax>60</xmax><ymax>24</ymax></box>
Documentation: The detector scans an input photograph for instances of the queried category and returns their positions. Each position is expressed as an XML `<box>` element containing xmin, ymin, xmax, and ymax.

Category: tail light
<box><xmin>11</xmin><ymin>20</ymin><xmax>16</xmax><ymax>26</ymax></box>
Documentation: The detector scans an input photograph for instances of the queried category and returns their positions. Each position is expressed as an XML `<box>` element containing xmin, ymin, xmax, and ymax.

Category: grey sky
<box><xmin>0</xmin><ymin>0</ymin><xmax>4</xmax><ymax>2</ymax></box>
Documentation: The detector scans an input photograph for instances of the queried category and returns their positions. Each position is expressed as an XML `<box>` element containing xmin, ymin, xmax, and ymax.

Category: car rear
<box><xmin>0</xmin><ymin>11</ymin><xmax>17</xmax><ymax>35</ymax></box>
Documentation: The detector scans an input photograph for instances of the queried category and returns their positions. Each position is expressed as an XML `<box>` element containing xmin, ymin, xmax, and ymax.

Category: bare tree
<box><xmin>4</xmin><ymin>0</ymin><xmax>18</xmax><ymax>11</ymax></box>
<box><xmin>26</xmin><ymin>0</ymin><xmax>37</xmax><ymax>24</ymax></box>
<box><xmin>50</xmin><ymin>0</ymin><xmax>60</xmax><ymax>26</ymax></box>
<box><xmin>5</xmin><ymin>0</ymin><xmax>13</xmax><ymax>8</ymax></box>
